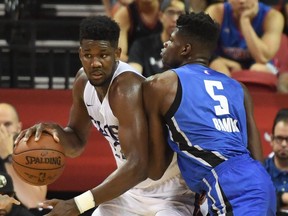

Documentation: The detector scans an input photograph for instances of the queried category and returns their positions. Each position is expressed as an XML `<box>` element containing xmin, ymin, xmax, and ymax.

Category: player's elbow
<box><xmin>148</xmin><ymin>169</ymin><xmax>166</xmax><ymax>180</ymax></box>
<box><xmin>128</xmin><ymin>157</ymin><xmax>149</xmax><ymax>182</ymax></box>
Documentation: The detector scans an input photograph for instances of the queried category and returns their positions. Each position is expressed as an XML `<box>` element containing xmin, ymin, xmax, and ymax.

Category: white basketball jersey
<box><xmin>83</xmin><ymin>61</ymin><xmax>180</xmax><ymax>189</ymax></box>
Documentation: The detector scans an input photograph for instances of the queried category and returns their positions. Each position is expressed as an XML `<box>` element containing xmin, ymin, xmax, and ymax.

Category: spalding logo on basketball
<box><xmin>12</xmin><ymin>133</ymin><xmax>66</xmax><ymax>186</ymax></box>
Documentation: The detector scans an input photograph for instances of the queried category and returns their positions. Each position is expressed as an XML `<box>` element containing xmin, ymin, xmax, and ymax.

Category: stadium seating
<box><xmin>231</xmin><ymin>34</ymin><xmax>288</xmax><ymax>93</ymax></box>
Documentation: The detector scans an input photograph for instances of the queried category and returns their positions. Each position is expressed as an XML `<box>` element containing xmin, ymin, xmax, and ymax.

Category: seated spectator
<box><xmin>205</xmin><ymin>0</ymin><xmax>284</xmax><ymax>76</ymax></box>
<box><xmin>128</xmin><ymin>0</ymin><xmax>186</xmax><ymax>77</ymax></box>
<box><xmin>0</xmin><ymin>103</ymin><xmax>47</xmax><ymax>215</ymax></box>
<box><xmin>0</xmin><ymin>172</ymin><xmax>34</xmax><ymax>216</ymax></box>
<box><xmin>113</xmin><ymin>0</ymin><xmax>162</xmax><ymax>62</ymax></box>
<box><xmin>264</xmin><ymin>108</ymin><xmax>288</xmax><ymax>215</ymax></box>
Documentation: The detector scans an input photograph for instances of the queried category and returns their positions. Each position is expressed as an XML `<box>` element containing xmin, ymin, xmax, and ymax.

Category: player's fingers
<box><xmin>43</xmin><ymin>199</ymin><xmax>61</xmax><ymax>207</ymax></box>
<box><xmin>38</xmin><ymin>202</ymin><xmax>54</xmax><ymax>210</ymax></box>
<box><xmin>14</xmin><ymin>129</ymin><xmax>29</xmax><ymax>144</ymax></box>
<box><xmin>34</xmin><ymin>123</ymin><xmax>48</xmax><ymax>141</ymax></box>
<box><xmin>10</xmin><ymin>197</ymin><xmax>20</xmax><ymax>205</ymax></box>
<box><xmin>35</xmin><ymin>123</ymin><xmax>60</xmax><ymax>143</ymax></box>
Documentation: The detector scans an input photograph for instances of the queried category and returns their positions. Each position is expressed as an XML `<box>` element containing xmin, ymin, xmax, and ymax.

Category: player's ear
<box><xmin>181</xmin><ymin>43</ymin><xmax>192</xmax><ymax>56</ymax></box>
<box><xmin>79</xmin><ymin>47</ymin><xmax>83</xmax><ymax>59</ymax></box>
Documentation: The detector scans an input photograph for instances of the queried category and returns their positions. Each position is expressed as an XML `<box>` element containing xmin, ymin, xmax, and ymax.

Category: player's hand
<box><xmin>14</xmin><ymin>123</ymin><xmax>60</xmax><ymax>145</ymax></box>
<box><xmin>0</xmin><ymin>124</ymin><xmax>14</xmax><ymax>159</ymax></box>
<box><xmin>42</xmin><ymin>199</ymin><xmax>79</xmax><ymax>216</ymax></box>
<box><xmin>0</xmin><ymin>194</ymin><xmax>20</xmax><ymax>209</ymax></box>
<box><xmin>240</xmin><ymin>2</ymin><xmax>258</xmax><ymax>20</ymax></box>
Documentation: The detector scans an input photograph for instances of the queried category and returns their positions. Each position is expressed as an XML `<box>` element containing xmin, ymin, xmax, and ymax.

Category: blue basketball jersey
<box><xmin>216</xmin><ymin>2</ymin><xmax>271</xmax><ymax>68</ymax></box>
<box><xmin>165</xmin><ymin>64</ymin><xmax>276</xmax><ymax>215</ymax></box>
<box><xmin>165</xmin><ymin>64</ymin><xmax>250</xmax><ymax>192</ymax></box>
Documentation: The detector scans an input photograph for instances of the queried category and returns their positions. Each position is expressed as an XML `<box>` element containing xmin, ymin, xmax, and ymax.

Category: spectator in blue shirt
<box><xmin>264</xmin><ymin>108</ymin><xmax>288</xmax><ymax>215</ymax></box>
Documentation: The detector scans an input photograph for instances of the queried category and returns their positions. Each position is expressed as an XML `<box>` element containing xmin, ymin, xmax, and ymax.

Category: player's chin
<box><xmin>89</xmin><ymin>79</ymin><xmax>105</xmax><ymax>87</ymax></box>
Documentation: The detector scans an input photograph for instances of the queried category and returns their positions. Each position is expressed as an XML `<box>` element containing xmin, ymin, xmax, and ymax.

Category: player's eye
<box><xmin>3</xmin><ymin>122</ymin><xmax>13</xmax><ymax>127</ymax></box>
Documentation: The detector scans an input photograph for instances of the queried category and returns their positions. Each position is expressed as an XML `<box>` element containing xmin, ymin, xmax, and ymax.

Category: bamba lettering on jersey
<box><xmin>212</xmin><ymin>117</ymin><xmax>240</xmax><ymax>132</ymax></box>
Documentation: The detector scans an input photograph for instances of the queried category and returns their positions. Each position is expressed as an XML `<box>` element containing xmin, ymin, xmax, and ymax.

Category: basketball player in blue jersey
<box><xmin>143</xmin><ymin>12</ymin><xmax>276</xmax><ymax>215</ymax></box>
<box><xmin>205</xmin><ymin>0</ymin><xmax>284</xmax><ymax>76</ymax></box>
<box><xmin>15</xmin><ymin>16</ymin><xmax>208</xmax><ymax>216</ymax></box>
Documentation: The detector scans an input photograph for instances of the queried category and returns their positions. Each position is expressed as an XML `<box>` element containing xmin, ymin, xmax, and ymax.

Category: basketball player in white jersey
<box><xmin>15</xmin><ymin>16</ymin><xmax>208</xmax><ymax>216</ymax></box>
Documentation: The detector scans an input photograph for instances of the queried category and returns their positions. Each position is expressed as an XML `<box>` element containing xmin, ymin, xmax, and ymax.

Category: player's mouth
<box><xmin>90</xmin><ymin>72</ymin><xmax>103</xmax><ymax>80</ymax></box>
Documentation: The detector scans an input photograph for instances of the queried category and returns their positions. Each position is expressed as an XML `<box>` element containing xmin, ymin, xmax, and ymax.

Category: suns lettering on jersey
<box><xmin>204</xmin><ymin>80</ymin><xmax>240</xmax><ymax>133</ymax></box>
<box><xmin>91</xmin><ymin>117</ymin><xmax>126</xmax><ymax>160</ymax></box>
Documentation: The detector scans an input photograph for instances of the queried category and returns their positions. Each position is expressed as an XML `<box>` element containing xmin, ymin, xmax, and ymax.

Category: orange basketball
<box><xmin>12</xmin><ymin>133</ymin><xmax>66</xmax><ymax>186</ymax></box>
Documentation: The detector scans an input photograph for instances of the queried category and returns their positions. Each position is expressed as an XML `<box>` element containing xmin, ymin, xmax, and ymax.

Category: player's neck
<box><xmin>185</xmin><ymin>57</ymin><xmax>209</xmax><ymax>67</ymax></box>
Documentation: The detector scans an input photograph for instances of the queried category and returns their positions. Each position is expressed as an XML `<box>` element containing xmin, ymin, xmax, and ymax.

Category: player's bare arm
<box><xmin>14</xmin><ymin>69</ymin><xmax>92</xmax><ymax>158</ymax></box>
<box><xmin>143</xmin><ymin>71</ymin><xmax>176</xmax><ymax>180</ymax></box>
<box><xmin>88</xmin><ymin>72</ymin><xmax>149</xmax><ymax>205</ymax></box>
<box><xmin>241</xmin><ymin>83</ymin><xmax>263</xmax><ymax>162</ymax></box>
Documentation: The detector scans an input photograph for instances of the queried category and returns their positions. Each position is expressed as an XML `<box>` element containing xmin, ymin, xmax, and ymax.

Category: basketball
<box><xmin>12</xmin><ymin>133</ymin><xmax>66</xmax><ymax>186</ymax></box>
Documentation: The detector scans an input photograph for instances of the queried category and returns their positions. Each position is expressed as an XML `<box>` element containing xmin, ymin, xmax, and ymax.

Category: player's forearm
<box><xmin>60</xmin><ymin>127</ymin><xmax>86</xmax><ymax>158</ymax></box>
<box><xmin>91</xmin><ymin>160</ymin><xmax>148</xmax><ymax>205</ymax></box>
<box><xmin>240</xmin><ymin>18</ymin><xmax>270</xmax><ymax>63</ymax></box>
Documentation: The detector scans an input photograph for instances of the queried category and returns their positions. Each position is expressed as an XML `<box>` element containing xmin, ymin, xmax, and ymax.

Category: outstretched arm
<box><xmin>15</xmin><ymin>69</ymin><xmax>92</xmax><ymax>158</ymax></box>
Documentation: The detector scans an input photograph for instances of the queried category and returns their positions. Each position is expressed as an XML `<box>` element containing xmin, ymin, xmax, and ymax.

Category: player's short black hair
<box><xmin>272</xmin><ymin>108</ymin><xmax>288</xmax><ymax>134</ymax></box>
<box><xmin>79</xmin><ymin>15</ymin><xmax>120</xmax><ymax>48</ymax></box>
<box><xmin>176</xmin><ymin>12</ymin><xmax>220</xmax><ymax>50</ymax></box>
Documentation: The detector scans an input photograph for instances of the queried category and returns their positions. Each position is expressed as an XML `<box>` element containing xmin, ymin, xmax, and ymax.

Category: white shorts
<box><xmin>92</xmin><ymin>174</ymin><xmax>208</xmax><ymax>216</ymax></box>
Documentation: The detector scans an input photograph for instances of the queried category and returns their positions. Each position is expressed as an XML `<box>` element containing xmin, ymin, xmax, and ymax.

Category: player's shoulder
<box><xmin>72</xmin><ymin>68</ymin><xmax>88</xmax><ymax>95</ymax></box>
<box><xmin>74</xmin><ymin>68</ymin><xmax>88</xmax><ymax>84</ymax></box>
<box><xmin>110</xmin><ymin>70</ymin><xmax>144</xmax><ymax>96</ymax></box>
<box><xmin>143</xmin><ymin>70</ymin><xmax>177</xmax><ymax>93</ymax></box>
